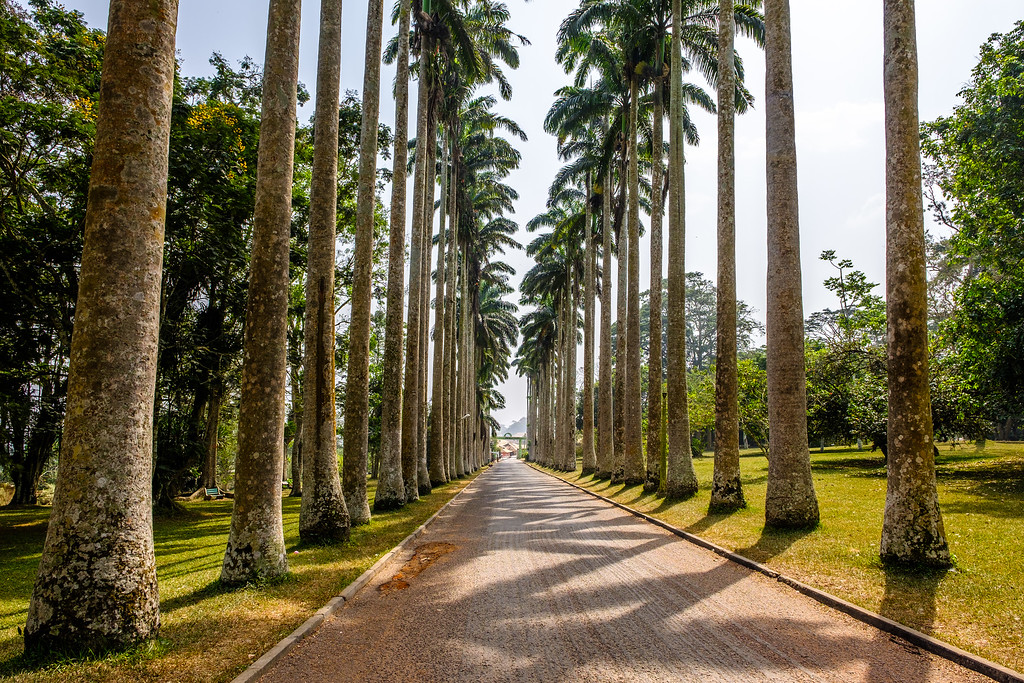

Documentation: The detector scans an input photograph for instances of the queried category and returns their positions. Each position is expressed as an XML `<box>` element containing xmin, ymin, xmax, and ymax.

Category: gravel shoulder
<box><xmin>262</xmin><ymin>459</ymin><xmax>989</xmax><ymax>682</ymax></box>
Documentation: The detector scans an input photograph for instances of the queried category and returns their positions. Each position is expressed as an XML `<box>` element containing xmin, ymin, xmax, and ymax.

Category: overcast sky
<box><xmin>66</xmin><ymin>1</ymin><xmax>1022</xmax><ymax>431</ymax></box>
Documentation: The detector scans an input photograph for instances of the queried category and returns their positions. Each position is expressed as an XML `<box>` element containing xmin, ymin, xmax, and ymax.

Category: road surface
<box><xmin>263</xmin><ymin>459</ymin><xmax>987</xmax><ymax>682</ymax></box>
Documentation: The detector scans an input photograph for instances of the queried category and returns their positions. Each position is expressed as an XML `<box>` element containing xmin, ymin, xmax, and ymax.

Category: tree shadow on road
<box><xmin>863</xmin><ymin>565</ymin><xmax>946</xmax><ymax>682</ymax></box>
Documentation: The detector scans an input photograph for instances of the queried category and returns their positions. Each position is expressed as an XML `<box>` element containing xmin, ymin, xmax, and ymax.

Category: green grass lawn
<box><xmin>540</xmin><ymin>441</ymin><xmax>1024</xmax><ymax>673</ymax></box>
<box><xmin>0</xmin><ymin>473</ymin><xmax>479</xmax><ymax>682</ymax></box>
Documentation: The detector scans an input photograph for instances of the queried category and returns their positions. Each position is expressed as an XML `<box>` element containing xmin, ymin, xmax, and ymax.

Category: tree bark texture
<box><xmin>711</xmin><ymin>0</ymin><xmax>745</xmax><ymax>512</ymax></box>
<box><xmin>429</xmin><ymin>135</ymin><xmax>450</xmax><ymax>486</ymax></box>
<box><xmin>400</xmin><ymin>65</ymin><xmax>430</xmax><ymax>504</ymax></box>
<box><xmin>24</xmin><ymin>0</ymin><xmax>177</xmax><ymax>653</ymax></box>
<box><xmin>582</xmin><ymin>176</ymin><xmax>597</xmax><ymax>474</ymax></box>
<box><xmin>666</xmin><ymin>0</ymin><xmax>698</xmax><ymax>499</ymax></box>
<box><xmin>624</xmin><ymin>76</ymin><xmax>644</xmax><ymax>486</ymax></box>
<box><xmin>764</xmin><ymin>0</ymin><xmax>819</xmax><ymax>529</ymax></box>
<box><xmin>612</xmin><ymin>194</ymin><xmax>628</xmax><ymax>483</ymax></box>
<box><xmin>299</xmin><ymin>0</ymin><xmax>349</xmax><ymax>543</ymax></box>
<box><xmin>597</xmin><ymin>167</ymin><xmax>614</xmax><ymax>479</ymax></box>
<box><xmin>375</xmin><ymin>0</ymin><xmax>411</xmax><ymax>512</ymax></box>
<box><xmin>202</xmin><ymin>384</ymin><xmax>222</xmax><ymax>490</ymax></box>
<box><xmin>342</xmin><ymin>0</ymin><xmax>385</xmax><ymax>526</ymax></box>
<box><xmin>417</xmin><ymin>111</ymin><xmax>437</xmax><ymax>494</ymax></box>
<box><xmin>445</xmin><ymin>184</ymin><xmax>459</xmax><ymax>477</ymax></box>
<box><xmin>880</xmin><ymin>0</ymin><xmax>950</xmax><ymax>567</ymax></box>
<box><xmin>646</xmin><ymin>81</ymin><xmax>665</xmax><ymax>493</ymax></box>
<box><xmin>220</xmin><ymin>0</ymin><xmax>301</xmax><ymax>584</ymax></box>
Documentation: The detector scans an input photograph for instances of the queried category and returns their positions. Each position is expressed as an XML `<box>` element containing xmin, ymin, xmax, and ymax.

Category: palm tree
<box><xmin>710</xmin><ymin>0</ymin><xmax>745</xmax><ymax>512</ymax></box>
<box><xmin>665</xmin><ymin>0</ymin><xmax>697</xmax><ymax>499</ymax></box>
<box><xmin>376</xmin><ymin>0</ymin><xmax>413</xmax><ymax>512</ymax></box>
<box><xmin>879</xmin><ymin>0</ymin><xmax>951</xmax><ymax>566</ymax></box>
<box><xmin>24</xmin><ymin>0</ymin><xmax>178</xmax><ymax>653</ymax></box>
<box><xmin>763</xmin><ymin>0</ymin><xmax>818</xmax><ymax>528</ymax></box>
<box><xmin>428</xmin><ymin>135</ymin><xmax>451</xmax><ymax>486</ymax></box>
<box><xmin>598</xmin><ymin>165</ymin><xmax>615</xmax><ymax>478</ymax></box>
<box><xmin>220</xmin><ymin>0</ymin><xmax>301</xmax><ymax>584</ymax></box>
<box><xmin>342</xmin><ymin>0</ymin><xmax>386</xmax><ymax>526</ymax></box>
<box><xmin>299</xmin><ymin>0</ymin><xmax>350</xmax><ymax>543</ymax></box>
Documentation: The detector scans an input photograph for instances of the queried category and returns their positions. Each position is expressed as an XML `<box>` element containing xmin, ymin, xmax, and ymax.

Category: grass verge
<box><xmin>0</xmin><ymin>473</ymin><xmax>479</xmax><ymax>682</ymax></box>
<box><xmin>538</xmin><ymin>441</ymin><xmax>1024</xmax><ymax>673</ymax></box>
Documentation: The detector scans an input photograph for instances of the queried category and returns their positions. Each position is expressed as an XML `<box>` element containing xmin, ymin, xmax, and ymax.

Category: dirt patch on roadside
<box><xmin>378</xmin><ymin>542</ymin><xmax>457</xmax><ymax>596</ymax></box>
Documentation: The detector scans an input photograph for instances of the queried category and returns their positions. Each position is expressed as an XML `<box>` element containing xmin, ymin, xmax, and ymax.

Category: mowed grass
<box><xmin>541</xmin><ymin>441</ymin><xmax>1024</xmax><ymax>673</ymax></box>
<box><xmin>0</xmin><ymin>473</ymin><xmax>479</xmax><ymax>682</ymax></box>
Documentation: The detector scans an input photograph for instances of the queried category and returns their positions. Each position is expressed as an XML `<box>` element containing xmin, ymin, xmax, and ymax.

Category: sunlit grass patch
<box><xmin>0</xmin><ymin>473</ymin><xmax>478</xmax><ymax>682</ymax></box>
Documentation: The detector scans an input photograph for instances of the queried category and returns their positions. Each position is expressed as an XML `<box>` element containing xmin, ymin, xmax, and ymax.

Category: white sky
<box><xmin>66</xmin><ymin>0</ymin><xmax>1022</xmax><ymax>430</ymax></box>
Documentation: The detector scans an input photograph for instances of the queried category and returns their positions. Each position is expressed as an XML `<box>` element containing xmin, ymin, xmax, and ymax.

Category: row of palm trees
<box><xmin>24</xmin><ymin>0</ymin><xmax>524</xmax><ymax>655</ymax></box>
<box><xmin>519</xmin><ymin>0</ymin><xmax>952</xmax><ymax>568</ymax></box>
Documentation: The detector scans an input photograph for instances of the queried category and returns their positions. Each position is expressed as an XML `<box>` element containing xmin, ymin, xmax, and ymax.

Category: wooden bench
<box><xmin>205</xmin><ymin>487</ymin><xmax>225</xmax><ymax>500</ymax></box>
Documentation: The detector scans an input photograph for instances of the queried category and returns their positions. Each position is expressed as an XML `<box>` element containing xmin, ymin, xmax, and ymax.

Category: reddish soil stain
<box><xmin>378</xmin><ymin>542</ymin><xmax>457</xmax><ymax>596</ymax></box>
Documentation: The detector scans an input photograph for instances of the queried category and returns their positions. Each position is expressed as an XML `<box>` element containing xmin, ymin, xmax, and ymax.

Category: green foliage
<box><xmin>922</xmin><ymin>21</ymin><xmax>1024</xmax><ymax>423</ymax></box>
<box><xmin>0</xmin><ymin>0</ymin><xmax>103</xmax><ymax>502</ymax></box>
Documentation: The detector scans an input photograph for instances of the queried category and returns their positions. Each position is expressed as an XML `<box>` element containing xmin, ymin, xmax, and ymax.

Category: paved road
<box><xmin>264</xmin><ymin>459</ymin><xmax>986</xmax><ymax>682</ymax></box>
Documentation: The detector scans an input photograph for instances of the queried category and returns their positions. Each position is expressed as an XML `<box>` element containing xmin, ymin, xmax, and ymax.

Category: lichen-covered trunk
<box><xmin>646</xmin><ymin>81</ymin><xmax>665</xmax><ymax>493</ymax></box>
<box><xmin>299</xmin><ymin>0</ymin><xmax>349</xmax><ymax>543</ymax></box>
<box><xmin>429</xmin><ymin>136</ymin><xmax>450</xmax><ymax>486</ymax></box>
<box><xmin>711</xmin><ymin>0</ymin><xmax>745</xmax><ymax>512</ymax></box>
<box><xmin>445</xmin><ymin>195</ymin><xmax>460</xmax><ymax>477</ymax></box>
<box><xmin>375</xmin><ymin>0</ymin><xmax>411</xmax><ymax>512</ymax></box>
<box><xmin>220</xmin><ymin>0</ymin><xmax>302</xmax><ymax>584</ymax></box>
<box><xmin>400</xmin><ymin>60</ymin><xmax>430</xmax><ymax>504</ymax></box>
<box><xmin>612</xmin><ymin>179</ymin><xmax>628</xmax><ymax>484</ymax></box>
<box><xmin>880</xmin><ymin>0</ymin><xmax>950</xmax><ymax>567</ymax></box>
<box><xmin>24</xmin><ymin>0</ymin><xmax>177</xmax><ymax>654</ymax></box>
<box><xmin>417</xmin><ymin>112</ymin><xmax>437</xmax><ymax>494</ymax></box>
<box><xmin>582</xmin><ymin>173</ymin><xmax>597</xmax><ymax>475</ymax></box>
<box><xmin>342</xmin><ymin>0</ymin><xmax>385</xmax><ymax>527</ymax></box>
<box><xmin>764</xmin><ymin>0</ymin><xmax>819</xmax><ymax>529</ymax></box>
<box><xmin>624</xmin><ymin>76</ymin><xmax>644</xmax><ymax>486</ymax></box>
<box><xmin>666</xmin><ymin>0</ymin><xmax>697</xmax><ymax>499</ymax></box>
<box><xmin>567</xmin><ymin>282</ymin><xmax>579</xmax><ymax>472</ymax></box>
<box><xmin>597</xmin><ymin>167</ymin><xmax>614</xmax><ymax>479</ymax></box>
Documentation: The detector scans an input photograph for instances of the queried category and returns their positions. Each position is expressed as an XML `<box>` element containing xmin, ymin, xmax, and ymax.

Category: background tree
<box><xmin>221</xmin><ymin>0</ymin><xmax>300</xmax><ymax>584</ymax></box>
<box><xmin>25</xmin><ymin>0</ymin><xmax>178</xmax><ymax>652</ymax></box>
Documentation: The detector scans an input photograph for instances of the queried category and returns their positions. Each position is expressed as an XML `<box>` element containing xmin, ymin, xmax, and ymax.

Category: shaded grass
<box><xmin>541</xmin><ymin>442</ymin><xmax>1024</xmax><ymax>673</ymax></box>
<box><xmin>0</xmin><ymin>473</ymin><xmax>479</xmax><ymax>682</ymax></box>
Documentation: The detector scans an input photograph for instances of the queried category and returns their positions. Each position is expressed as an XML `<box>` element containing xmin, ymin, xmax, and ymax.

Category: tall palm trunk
<box><xmin>711</xmin><ymin>0</ymin><xmax>745</xmax><ymax>512</ymax></box>
<box><xmin>221</xmin><ymin>0</ymin><xmax>300</xmax><ymax>584</ymax></box>
<box><xmin>300</xmin><ymin>0</ymin><xmax>349</xmax><ymax>542</ymax></box>
<box><xmin>582</xmin><ymin>174</ymin><xmax>597</xmax><ymax>474</ymax></box>
<box><xmin>612</xmin><ymin>177</ymin><xmax>628</xmax><ymax>483</ymax></box>
<box><xmin>459</xmin><ymin>250</ymin><xmax>471</xmax><ymax>474</ymax></box>
<box><xmin>24</xmin><ymin>0</ymin><xmax>177</xmax><ymax>653</ymax></box>
<box><xmin>597</xmin><ymin>168</ymin><xmax>614</xmax><ymax>479</ymax></box>
<box><xmin>429</xmin><ymin>136</ymin><xmax>450</xmax><ymax>485</ymax></box>
<box><xmin>666</xmin><ymin>0</ymin><xmax>698</xmax><ymax>499</ymax></box>
<box><xmin>418</xmin><ymin>113</ymin><xmax>437</xmax><ymax>494</ymax></box>
<box><xmin>342</xmin><ymin>0</ymin><xmax>386</xmax><ymax>527</ymax></box>
<box><xmin>400</xmin><ymin>61</ymin><xmax>431</xmax><ymax>504</ymax></box>
<box><xmin>375</xmin><ymin>0</ymin><xmax>412</xmax><ymax>512</ymax></box>
<box><xmin>445</xmin><ymin>182</ymin><xmax>460</xmax><ymax>477</ymax></box>
<box><xmin>646</xmin><ymin>77</ymin><xmax>665</xmax><ymax>493</ymax></box>
<box><xmin>624</xmin><ymin>75</ymin><xmax>644</xmax><ymax>486</ymax></box>
<box><xmin>764</xmin><ymin>0</ymin><xmax>819</xmax><ymax>528</ymax></box>
<box><xmin>567</xmin><ymin>281</ymin><xmax>579</xmax><ymax>471</ymax></box>
<box><xmin>880</xmin><ymin>0</ymin><xmax>951</xmax><ymax>567</ymax></box>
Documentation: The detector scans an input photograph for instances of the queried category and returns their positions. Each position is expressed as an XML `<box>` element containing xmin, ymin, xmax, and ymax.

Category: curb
<box><xmin>231</xmin><ymin>471</ymin><xmax>487</xmax><ymax>683</ymax></box>
<box><xmin>530</xmin><ymin>464</ymin><xmax>1023</xmax><ymax>683</ymax></box>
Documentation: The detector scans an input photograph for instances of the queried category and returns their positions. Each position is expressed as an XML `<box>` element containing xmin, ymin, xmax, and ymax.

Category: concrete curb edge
<box><xmin>231</xmin><ymin>469</ymin><xmax>489</xmax><ymax>683</ymax></box>
<box><xmin>531</xmin><ymin>463</ymin><xmax>1023</xmax><ymax>683</ymax></box>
